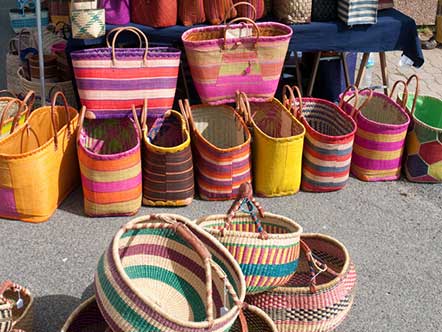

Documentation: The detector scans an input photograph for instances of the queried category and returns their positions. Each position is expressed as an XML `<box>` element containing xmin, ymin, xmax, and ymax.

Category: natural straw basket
<box><xmin>0</xmin><ymin>91</ymin><xmax>33</xmax><ymax>140</ymax></box>
<box><xmin>61</xmin><ymin>296</ymin><xmax>109</xmax><ymax>332</ymax></box>
<box><xmin>95</xmin><ymin>214</ymin><xmax>248</xmax><ymax>332</ymax></box>
<box><xmin>196</xmin><ymin>182</ymin><xmax>303</xmax><ymax>294</ymax></box>
<box><xmin>246</xmin><ymin>234</ymin><xmax>357</xmax><ymax>332</ymax></box>
<box><xmin>231</xmin><ymin>304</ymin><xmax>277</xmax><ymax>332</ymax></box>
<box><xmin>0</xmin><ymin>281</ymin><xmax>34</xmax><ymax>332</ymax></box>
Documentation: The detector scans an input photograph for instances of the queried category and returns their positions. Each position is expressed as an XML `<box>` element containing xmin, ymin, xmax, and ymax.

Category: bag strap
<box><xmin>111</xmin><ymin>27</ymin><xmax>149</xmax><ymax>66</ymax></box>
<box><xmin>106</xmin><ymin>27</ymin><xmax>143</xmax><ymax>48</ymax></box>
<box><xmin>340</xmin><ymin>86</ymin><xmax>373</xmax><ymax>119</ymax></box>
<box><xmin>10</xmin><ymin>90</ymin><xmax>34</xmax><ymax>134</ymax></box>
<box><xmin>224</xmin><ymin>2</ymin><xmax>257</xmax><ymax>23</ymax></box>
<box><xmin>389</xmin><ymin>80</ymin><xmax>409</xmax><ymax>109</ymax></box>
<box><xmin>0</xmin><ymin>90</ymin><xmax>17</xmax><ymax>98</ymax></box>
<box><xmin>0</xmin><ymin>99</ymin><xmax>24</xmax><ymax>135</ymax></box>
<box><xmin>223</xmin><ymin>17</ymin><xmax>260</xmax><ymax>50</ymax></box>
<box><xmin>51</xmin><ymin>91</ymin><xmax>72</xmax><ymax>150</ymax></box>
<box><xmin>178</xmin><ymin>99</ymin><xmax>196</xmax><ymax>130</ymax></box>
<box><xmin>404</xmin><ymin>75</ymin><xmax>419</xmax><ymax>116</ymax></box>
<box><xmin>282</xmin><ymin>85</ymin><xmax>303</xmax><ymax>118</ymax></box>
<box><xmin>235</xmin><ymin>91</ymin><xmax>252</xmax><ymax>126</ymax></box>
<box><xmin>131</xmin><ymin>103</ymin><xmax>143</xmax><ymax>140</ymax></box>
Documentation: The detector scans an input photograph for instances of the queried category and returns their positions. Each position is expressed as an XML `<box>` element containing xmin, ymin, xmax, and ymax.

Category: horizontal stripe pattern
<box><xmin>337</xmin><ymin>0</ymin><xmax>378</xmax><ymax>25</ymax></box>
<box><xmin>71</xmin><ymin>48</ymin><xmax>180</xmax><ymax>118</ymax></box>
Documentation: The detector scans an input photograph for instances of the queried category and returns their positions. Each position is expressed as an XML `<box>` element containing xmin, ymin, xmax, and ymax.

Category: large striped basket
<box><xmin>179</xmin><ymin>99</ymin><xmax>252</xmax><ymax>201</ymax></box>
<box><xmin>71</xmin><ymin>26</ymin><xmax>181</xmax><ymax>119</ymax></box>
<box><xmin>236</xmin><ymin>90</ymin><xmax>305</xmax><ymax>197</ymax></box>
<box><xmin>340</xmin><ymin>85</ymin><xmax>410</xmax><ymax>182</ymax></box>
<box><xmin>196</xmin><ymin>183</ymin><xmax>303</xmax><ymax>294</ymax></box>
<box><xmin>182</xmin><ymin>19</ymin><xmax>292</xmax><ymax>105</ymax></box>
<box><xmin>77</xmin><ymin>107</ymin><xmax>142</xmax><ymax>217</ymax></box>
<box><xmin>95</xmin><ymin>214</ymin><xmax>247</xmax><ymax>332</ymax></box>
<box><xmin>0</xmin><ymin>281</ymin><xmax>34</xmax><ymax>332</ymax></box>
<box><xmin>140</xmin><ymin>101</ymin><xmax>195</xmax><ymax>206</ymax></box>
<box><xmin>286</xmin><ymin>86</ymin><xmax>357</xmax><ymax>192</ymax></box>
<box><xmin>246</xmin><ymin>234</ymin><xmax>357</xmax><ymax>332</ymax></box>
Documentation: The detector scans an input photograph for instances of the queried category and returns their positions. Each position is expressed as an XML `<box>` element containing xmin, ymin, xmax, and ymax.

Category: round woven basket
<box><xmin>231</xmin><ymin>304</ymin><xmax>277</xmax><ymax>332</ymax></box>
<box><xmin>196</xmin><ymin>183</ymin><xmax>303</xmax><ymax>294</ymax></box>
<box><xmin>246</xmin><ymin>233</ymin><xmax>357</xmax><ymax>332</ymax></box>
<box><xmin>61</xmin><ymin>297</ymin><xmax>109</xmax><ymax>332</ymax></box>
<box><xmin>95</xmin><ymin>214</ymin><xmax>247</xmax><ymax>332</ymax></box>
<box><xmin>0</xmin><ymin>281</ymin><xmax>34</xmax><ymax>332</ymax></box>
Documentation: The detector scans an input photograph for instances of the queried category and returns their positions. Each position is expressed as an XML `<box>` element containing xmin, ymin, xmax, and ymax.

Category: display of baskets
<box><xmin>0</xmin><ymin>281</ymin><xmax>34</xmax><ymax>332</ymax></box>
<box><xmin>196</xmin><ymin>182</ymin><xmax>303</xmax><ymax>294</ymax></box>
<box><xmin>246</xmin><ymin>233</ymin><xmax>357</xmax><ymax>332</ymax></box>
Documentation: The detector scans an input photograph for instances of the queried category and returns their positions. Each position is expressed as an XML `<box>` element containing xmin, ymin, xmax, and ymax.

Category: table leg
<box><xmin>355</xmin><ymin>52</ymin><xmax>370</xmax><ymax>88</ymax></box>
<box><xmin>379</xmin><ymin>52</ymin><xmax>389</xmax><ymax>95</ymax></box>
<box><xmin>307</xmin><ymin>51</ymin><xmax>321</xmax><ymax>97</ymax></box>
<box><xmin>294</xmin><ymin>51</ymin><xmax>303</xmax><ymax>95</ymax></box>
<box><xmin>340</xmin><ymin>52</ymin><xmax>351</xmax><ymax>88</ymax></box>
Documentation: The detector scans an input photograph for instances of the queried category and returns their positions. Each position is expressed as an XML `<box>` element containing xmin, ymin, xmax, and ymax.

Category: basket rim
<box><xmin>195</xmin><ymin>212</ymin><xmax>303</xmax><ymax>240</ymax></box>
<box><xmin>399</xmin><ymin>93</ymin><xmax>442</xmax><ymax>132</ymax></box>
<box><xmin>240</xmin><ymin>304</ymin><xmax>278</xmax><ymax>332</ymax></box>
<box><xmin>61</xmin><ymin>296</ymin><xmax>97</xmax><ymax>332</ymax></box>
<box><xmin>109</xmin><ymin>213</ymin><xmax>247</xmax><ymax>329</ymax></box>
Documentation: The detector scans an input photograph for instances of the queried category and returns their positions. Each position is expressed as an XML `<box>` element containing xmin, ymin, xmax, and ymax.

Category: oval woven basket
<box><xmin>0</xmin><ymin>281</ymin><xmax>34</xmax><ymax>332</ymax></box>
<box><xmin>196</xmin><ymin>183</ymin><xmax>303</xmax><ymax>294</ymax></box>
<box><xmin>246</xmin><ymin>233</ymin><xmax>357</xmax><ymax>332</ymax></box>
<box><xmin>95</xmin><ymin>213</ymin><xmax>247</xmax><ymax>332</ymax></box>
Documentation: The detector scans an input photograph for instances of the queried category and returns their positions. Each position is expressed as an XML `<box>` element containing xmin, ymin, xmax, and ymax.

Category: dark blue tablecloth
<box><xmin>68</xmin><ymin>9</ymin><xmax>424</xmax><ymax>67</ymax></box>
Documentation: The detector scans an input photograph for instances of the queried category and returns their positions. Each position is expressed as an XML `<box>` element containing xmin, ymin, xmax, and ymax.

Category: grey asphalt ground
<box><xmin>1</xmin><ymin>177</ymin><xmax>442</xmax><ymax>331</ymax></box>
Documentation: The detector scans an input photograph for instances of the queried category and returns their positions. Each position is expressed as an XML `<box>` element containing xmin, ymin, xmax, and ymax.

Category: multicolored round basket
<box><xmin>0</xmin><ymin>281</ymin><xmax>34</xmax><ymax>332</ymax></box>
<box><xmin>95</xmin><ymin>213</ymin><xmax>247</xmax><ymax>332</ymax></box>
<box><xmin>196</xmin><ymin>183</ymin><xmax>303</xmax><ymax>294</ymax></box>
<box><xmin>246</xmin><ymin>233</ymin><xmax>357</xmax><ymax>332</ymax></box>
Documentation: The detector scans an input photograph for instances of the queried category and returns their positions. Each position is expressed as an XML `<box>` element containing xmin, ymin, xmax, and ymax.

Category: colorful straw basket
<box><xmin>398</xmin><ymin>76</ymin><xmax>442</xmax><ymax>183</ymax></box>
<box><xmin>179</xmin><ymin>100</ymin><xmax>252</xmax><ymax>201</ymax></box>
<box><xmin>0</xmin><ymin>91</ymin><xmax>33</xmax><ymax>141</ymax></box>
<box><xmin>0</xmin><ymin>281</ymin><xmax>34</xmax><ymax>332</ymax></box>
<box><xmin>340</xmin><ymin>85</ymin><xmax>411</xmax><ymax>182</ymax></box>
<box><xmin>0</xmin><ymin>92</ymin><xmax>79</xmax><ymax>223</ymax></box>
<box><xmin>61</xmin><ymin>296</ymin><xmax>108</xmax><ymax>332</ymax></box>
<box><xmin>231</xmin><ymin>304</ymin><xmax>277</xmax><ymax>332</ymax></box>
<box><xmin>9</xmin><ymin>9</ymin><xmax>49</xmax><ymax>33</ymax></box>
<box><xmin>182</xmin><ymin>19</ymin><xmax>292</xmax><ymax>105</ymax></box>
<box><xmin>196</xmin><ymin>183</ymin><xmax>303</xmax><ymax>294</ymax></box>
<box><xmin>246</xmin><ymin>234</ymin><xmax>357</xmax><ymax>332</ymax></box>
<box><xmin>77</xmin><ymin>107</ymin><xmax>142</xmax><ymax>217</ymax></box>
<box><xmin>140</xmin><ymin>101</ymin><xmax>195</xmax><ymax>206</ymax></box>
<box><xmin>71</xmin><ymin>27</ymin><xmax>181</xmax><ymax>119</ymax></box>
<box><xmin>285</xmin><ymin>86</ymin><xmax>357</xmax><ymax>192</ymax></box>
<box><xmin>236</xmin><ymin>89</ymin><xmax>305</xmax><ymax>197</ymax></box>
<box><xmin>95</xmin><ymin>214</ymin><xmax>247</xmax><ymax>332</ymax></box>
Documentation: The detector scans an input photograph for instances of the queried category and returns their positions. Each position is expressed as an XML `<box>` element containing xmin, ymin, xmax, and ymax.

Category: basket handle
<box><xmin>389</xmin><ymin>80</ymin><xmax>409</xmax><ymax>109</ymax></box>
<box><xmin>224</xmin><ymin>2</ymin><xmax>257</xmax><ymax>23</ymax></box>
<box><xmin>0</xmin><ymin>281</ymin><xmax>30</xmax><ymax>303</ymax></box>
<box><xmin>340</xmin><ymin>86</ymin><xmax>373</xmax><ymax>119</ymax></box>
<box><xmin>235</xmin><ymin>91</ymin><xmax>252</xmax><ymax>126</ymax></box>
<box><xmin>0</xmin><ymin>99</ymin><xmax>25</xmax><ymax>135</ymax></box>
<box><xmin>178</xmin><ymin>99</ymin><xmax>195</xmax><ymax>130</ymax></box>
<box><xmin>76</xmin><ymin>105</ymin><xmax>87</xmax><ymax>143</ymax></box>
<box><xmin>282</xmin><ymin>85</ymin><xmax>303</xmax><ymax>118</ymax></box>
<box><xmin>300</xmin><ymin>240</ymin><xmax>340</xmax><ymax>293</ymax></box>
<box><xmin>131</xmin><ymin>103</ymin><xmax>143</xmax><ymax>139</ymax></box>
<box><xmin>11</xmin><ymin>90</ymin><xmax>35</xmax><ymax>134</ymax></box>
<box><xmin>403</xmin><ymin>75</ymin><xmax>419</xmax><ymax>116</ymax></box>
<box><xmin>51</xmin><ymin>91</ymin><xmax>72</xmax><ymax>150</ymax></box>
<box><xmin>223</xmin><ymin>18</ymin><xmax>260</xmax><ymax>49</ymax></box>
<box><xmin>338</xmin><ymin>85</ymin><xmax>359</xmax><ymax>112</ymax></box>
<box><xmin>106</xmin><ymin>26</ymin><xmax>143</xmax><ymax>48</ymax></box>
<box><xmin>111</xmin><ymin>26</ymin><xmax>149</xmax><ymax>66</ymax></box>
<box><xmin>0</xmin><ymin>90</ymin><xmax>17</xmax><ymax>98</ymax></box>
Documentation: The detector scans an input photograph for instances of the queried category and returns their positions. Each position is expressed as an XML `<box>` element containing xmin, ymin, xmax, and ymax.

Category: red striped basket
<box><xmin>339</xmin><ymin>85</ymin><xmax>411</xmax><ymax>182</ymax></box>
<box><xmin>77</xmin><ymin>107</ymin><xmax>142</xmax><ymax>217</ymax></box>
<box><xmin>246</xmin><ymin>234</ymin><xmax>357</xmax><ymax>332</ymax></box>
<box><xmin>284</xmin><ymin>86</ymin><xmax>357</xmax><ymax>192</ymax></box>
<box><xmin>179</xmin><ymin>99</ymin><xmax>252</xmax><ymax>201</ymax></box>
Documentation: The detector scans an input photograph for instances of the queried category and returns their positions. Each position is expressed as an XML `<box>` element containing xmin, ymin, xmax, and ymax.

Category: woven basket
<box><xmin>0</xmin><ymin>91</ymin><xmax>33</xmax><ymax>141</ymax></box>
<box><xmin>0</xmin><ymin>282</ymin><xmax>34</xmax><ymax>332</ymax></box>
<box><xmin>179</xmin><ymin>100</ymin><xmax>252</xmax><ymax>201</ymax></box>
<box><xmin>231</xmin><ymin>305</ymin><xmax>277</xmax><ymax>332</ymax></box>
<box><xmin>285</xmin><ymin>86</ymin><xmax>357</xmax><ymax>192</ymax></box>
<box><xmin>196</xmin><ymin>183</ymin><xmax>303</xmax><ymax>294</ymax></box>
<box><xmin>27</xmin><ymin>54</ymin><xmax>58</xmax><ymax>82</ymax></box>
<box><xmin>140</xmin><ymin>101</ymin><xmax>195</xmax><ymax>206</ymax></box>
<box><xmin>70</xmin><ymin>4</ymin><xmax>105</xmax><ymax>40</ymax></box>
<box><xmin>273</xmin><ymin>0</ymin><xmax>313</xmax><ymax>23</ymax></box>
<box><xmin>312</xmin><ymin>0</ymin><xmax>337</xmax><ymax>21</ymax></box>
<box><xmin>9</xmin><ymin>9</ymin><xmax>49</xmax><ymax>33</ymax></box>
<box><xmin>61</xmin><ymin>297</ymin><xmax>108</xmax><ymax>332</ymax></box>
<box><xmin>237</xmin><ymin>89</ymin><xmax>305</xmax><ymax>197</ymax></box>
<box><xmin>95</xmin><ymin>214</ymin><xmax>247</xmax><ymax>332</ymax></box>
<box><xmin>77</xmin><ymin>107</ymin><xmax>142</xmax><ymax>217</ymax></box>
<box><xmin>339</xmin><ymin>85</ymin><xmax>410</xmax><ymax>182</ymax></box>
<box><xmin>246</xmin><ymin>234</ymin><xmax>357</xmax><ymax>332</ymax></box>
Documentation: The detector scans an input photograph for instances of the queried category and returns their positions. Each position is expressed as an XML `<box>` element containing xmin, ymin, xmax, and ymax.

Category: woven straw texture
<box><xmin>337</xmin><ymin>0</ymin><xmax>378</xmax><ymax>25</ymax></box>
<box><xmin>231</xmin><ymin>305</ymin><xmax>277</xmax><ymax>332</ymax></box>
<box><xmin>27</xmin><ymin>54</ymin><xmax>58</xmax><ymax>82</ymax></box>
<box><xmin>237</xmin><ymin>90</ymin><xmax>305</xmax><ymax>197</ymax></box>
<box><xmin>273</xmin><ymin>0</ymin><xmax>313</xmax><ymax>23</ymax></box>
<box><xmin>340</xmin><ymin>88</ymin><xmax>410</xmax><ymax>182</ymax></box>
<box><xmin>141</xmin><ymin>106</ymin><xmax>194</xmax><ymax>206</ymax></box>
<box><xmin>180</xmin><ymin>100</ymin><xmax>252</xmax><ymax>201</ymax></box>
<box><xmin>61</xmin><ymin>296</ymin><xmax>108</xmax><ymax>332</ymax></box>
<box><xmin>288</xmin><ymin>90</ymin><xmax>356</xmax><ymax>192</ymax></box>
<box><xmin>71</xmin><ymin>8</ymin><xmax>106</xmax><ymax>39</ymax></box>
<box><xmin>100</xmin><ymin>0</ymin><xmax>130</xmax><ymax>24</ymax></box>
<box><xmin>131</xmin><ymin>0</ymin><xmax>177</xmax><ymax>27</ymax></box>
<box><xmin>312</xmin><ymin>0</ymin><xmax>337</xmax><ymax>21</ymax></box>
<box><xmin>182</xmin><ymin>22</ymin><xmax>292</xmax><ymax>105</ymax></box>
<box><xmin>0</xmin><ymin>95</ymin><xmax>29</xmax><ymax>141</ymax></box>
<box><xmin>77</xmin><ymin>109</ymin><xmax>142</xmax><ymax>217</ymax></box>
<box><xmin>204</xmin><ymin>0</ymin><xmax>237</xmax><ymax>25</ymax></box>
<box><xmin>0</xmin><ymin>282</ymin><xmax>34</xmax><ymax>332</ymax></box>
<box><xmin>9</xmin><ymin>9</ymin><xmax>49</xmax><ymax>33</ymax></box>
<box><xmin>0</xmin><ymin>92</ymin><xmax>79</xmax><ymax>223</ymax></box>
<box><xmin>0</xmin><ymin>302</ymin><xmax>12</xmax><ymax>332</ymax></box>
<box><xmin>178</xmin><ymin>0</ymin><xmax>206</xmax><ymax>26</ymax></box>
<box><xmin>246</xmin><ymin>234</ymin><xmax>357</xmax><ymax>332</ymax></box>
<box><xmin>71</xmin><ymin>27</ymin><xmax>181</xmax><ymax>119</ymax></box>
<box><xmin>94</xmin><ymin>214</ymin><xmax>246</xmax><ymax>332</ymax></box>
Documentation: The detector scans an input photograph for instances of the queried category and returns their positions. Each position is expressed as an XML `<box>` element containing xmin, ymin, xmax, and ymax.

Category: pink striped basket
<box><xmin>339</xmin><ymin>85</ymin><xmax>411</xmax><ymax>182</ymax></box>
<box><xmin>77</xmin><ymin>107</ymin><xmax>142</xmax><ymax>217</ymax></box>
<box><xmin>182</xmin><ymin>18</ymin><xmax>292</xmax><ymax>105</ymax></box>
<box><xmin>71</xmin><ymin>26</ymin><xmax>180</xmax><ymax>119</ymax></box>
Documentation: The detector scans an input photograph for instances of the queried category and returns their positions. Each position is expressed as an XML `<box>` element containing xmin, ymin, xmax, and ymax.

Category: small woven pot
<box><xmin>231</xmin><ymin>305</ymin><xmax>277</xmax><ymax>332</ymax></box>
<box><xmin>95</xmin><ymin>214</ymin><xmax>247</xmax><ymax>332</ymax></box>
<box><xmin>246</xmin><ymin>234</ymin><xmax>357</xmax><ymax>332</ymax></box>
<box><xmin>196</xmin><ymin>183</ymin><xmax>303</xmax><ymax>294</ymax></box>
<box><xmin>61</xmin><ymin>297</ymin><xmax>108</xmax><ymax>332</ymax></box>
<box><xmin>0</xmin><ymin>282</ymin><xmax>34</xmax><ymax>332</ymax></box>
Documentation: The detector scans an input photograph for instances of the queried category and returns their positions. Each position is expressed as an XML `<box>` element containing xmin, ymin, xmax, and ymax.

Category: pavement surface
<box><xmin>1</xmin><ymin>49</ymin><xmax>442</xmax><ymax>331</ymax></box>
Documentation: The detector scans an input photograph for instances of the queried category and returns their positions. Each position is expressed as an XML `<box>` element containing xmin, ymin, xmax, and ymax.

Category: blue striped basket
<box><xmin>9</xmin><ymin>9</ymin><xmax>49</xmax><ymax>33</ymax></box>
